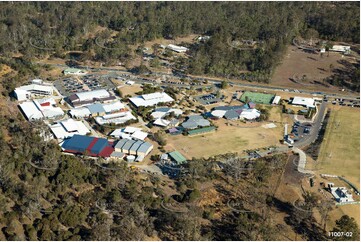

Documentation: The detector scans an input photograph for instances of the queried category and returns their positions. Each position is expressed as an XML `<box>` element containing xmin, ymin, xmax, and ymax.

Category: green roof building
<box><xmin>168</xmin><ymin>150</ymin><xmax>187</xmax><ymax>164</ymax></box>
<box><xmin>240</xmin><ymin>91</ymin><xmax>275</xmax><ymax>104</ymax></box>
<box><xmin>187</xmin><ymin>126</ymin><xmax>216</xmax><ymax>136</ymax></box>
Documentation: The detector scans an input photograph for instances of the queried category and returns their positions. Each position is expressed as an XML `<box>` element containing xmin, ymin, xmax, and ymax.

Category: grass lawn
<box><xmin>317</xmin><ymin>106</ymin><xmax>360</xmax><ymax>186</ymax></box>
<box><xmin>165</xmin><ymin>119</ymin><xmax>283</xmax><ymax>159</ymax></box>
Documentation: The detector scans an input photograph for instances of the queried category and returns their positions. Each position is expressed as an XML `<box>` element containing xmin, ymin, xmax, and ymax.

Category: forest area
<box><xmin>0</xmin><ymin>1</ymin><xmax>359</xmax><ymax>82</ymax></box>
<box><xmin>0</xmin><ymin>1</ymin><xmax>360</xmax><ymax>240</ymax></box>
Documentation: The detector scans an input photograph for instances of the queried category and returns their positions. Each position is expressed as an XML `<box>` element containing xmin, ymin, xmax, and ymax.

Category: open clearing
<box><xmin>272</xmin><ymin>45</ymin><xmax>355</xmax><ymax>93</ymax></box>
<box><xmin>117</xmin><ymin>84</ymin><xmax>143</xmax><ymax>96</ymax></box>
<box><xmin>317</xmin><ymin>105</ymin><xmax>360</xmax><ymax>185</ymax></box>
<box><xmin>165</xmin><ymin>119</ymin><xmax>283</xmax><ymax>159</ymax></box>
<box><xmin>313</xmin><ymin>105</ymin><xmax>360</xmax><ymax>226</ymax></box>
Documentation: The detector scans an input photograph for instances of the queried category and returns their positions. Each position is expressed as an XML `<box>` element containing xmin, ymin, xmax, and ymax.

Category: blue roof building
<box><xmin>87</xmin><ymin>103</ymin><xmax>106</xmax><ymax>115</ymax></box>
<box><xmin>90</xmin><ymin>138</ymin><xmax>109</xmax><ymax>154</ymax></box>
<box><xmin>62</xmin><ymin>134</ymin><xmax>94</xmax><ymax>152</ymax></box>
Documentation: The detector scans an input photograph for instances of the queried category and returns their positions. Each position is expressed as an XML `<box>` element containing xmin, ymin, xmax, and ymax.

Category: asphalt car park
<box><xmin>195</xmin><ymin>93</ymin><xmax>223</xmax><ymax>105</ymax></box>
<box><xmin>55</xmin><ymin>75</ymin><xmax>115</xmax><ymax>96</ymax></box>
<box><xmin>291</xmin><ymin>121</ymin><xmax>312</xmax><ymax>141</ymax></box>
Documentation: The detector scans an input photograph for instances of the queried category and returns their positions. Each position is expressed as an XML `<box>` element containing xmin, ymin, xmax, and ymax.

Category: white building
<box><xmin>166</xmin><ymin>44</ymin><xmax>189</xmax><ymax>53</ymax></box>
<box><xmin>14</xmin><ymin>83</ymin><xmax>53</xmax><ymax>101</ymax></box>
<box><xmin>69</xmin><ymin>89</ymin><xmax>111</xmax><ymax>102</ymax></box>
<box><xmin>211</xmin><ymin>110</ymin><xmax>227</xmax><ymax>118</ymax></box>
<box><xmin>129</xmin><ymin>92</ymin><xmax>174</xmax><ymax>107</ymax></box>
<box><xmin>69</xmin><ymin>101</ymin><xmax>125</xmax><ymax>118</ymax></box>
<box><xmin>330</xmin><ymin>45</ymin><xmax>351</xmax><ymax>54</ymax></box>
<box><xmin>19</xmin><ymin>98</ymin><xmax>64</xmax><ymax>121</ymax></box>
<box><xmin>68</xmin><ymin>89</ymin><xmax>115</xmax><ymax>107</ymax></box>
<box><xmin>49</xmin><ymin>119</ymin><xmax>90</xmax><ymax>140</ymax></box>
<box><xmin>331</xmin><ymin>187</ymin><xmax>354</xmax><ymax>203</ymax></box>
<box><xmin>94</xmin><ymin>112</ymin><xmax>136</xmax><ymax>125</ymax></box>
<box><xmin>150</xmin><ymin>107</ymin><xmax>183</xmax><ymax>119</ymax></box>
<box><xmin>292</xmin><ymin>97</ymin><xmax>315</xmax><ymax>108</ymax></box>
<box><xmin>110</xmin><ymin>127</ymin><xmax>148</xmax><ymax>141</ymax></box>
<box><xmin>239</xmin><ymin>109</ymin><xmax>261</xmax><ymax>120</ymax></box>
<box><xmin>153</xmin><ymin>118</ymin><xmax>170</xmax><ymax>127</ymax></box>
<box><xmin>272</xmin><ymin>96</ymin><xmax>281</xmax><ymax>105</ymax></box>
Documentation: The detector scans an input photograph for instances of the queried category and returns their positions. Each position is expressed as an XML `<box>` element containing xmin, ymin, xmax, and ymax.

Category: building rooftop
<box><xmin>224</xmin><ymin>110</ymin><xmax>240</xmax><ymax>120</ymax></box>
<box><xmin>87</xmin><ymin>103</ymin><xmax>106</xmax><ymax>114</ymax></box>
<box><xmin>154</xmin><ymin>118</ymin><xmax>170</xmax><ymax>127</ymax></box>
<box><xmin>50</xmin><ymin>119</ymin><xmax>90</xmax><ymax>140</ymax></box>
<box><xmin>74</xmin><ymin>89</ymin><xmax>111</xmax><ymax>102</ymax></box>
<box><xmin>110</xmin><ymin>151</ymin><xmax>124</xmax><ymax>158</ymax></box>
<box><xmin>129</xmin><ymin>140</ymin><xmax>144</xmax><ymax>152</ymax></box>
<box><xmin>114</xmin><ymin>139</ymin><xmax>130</xmax><ymax>149</ymax></box>
<box><xmin>129</xmin><ymin>92</ymin><xmax>174</xmax><ymax>107</ymax></box>
<box><xmin>131</xmin><ymin>130</ymin><xmax>148</xmax><ymax>140</ymax></box>
<box><xmin>187</xmin><ymin>126</ymin><xmax>216</xmax><ymax>136</ymax></box>
<box><xmin>122</xmin><ymin>139</ymin><xmax>137</xmax><ymax>151</ymax></box>
<box><xmin>213</xmin><ymin>105</ymin><xmax>243</xmax><ymax>111</ymax></box>
<box><xmin>19</xmin><ymin>98</ymin><xmax>64</xmax><ymax>121</ymax></box>
<box><xmin>239</xmin><ymin>109</ymin><xmax>261</xmax><ymax>120</ymax></box>
<box><xmin>15</xmin><ymin>84</ymin><xmax>53</xmax><ymax>94</ymax></box>
<box><xmin>168</xmin><ymin>150</ymin><xmax>187</xmax><ymax>164</ymax></box>
<box><xmin>137</xmin><ymin>141</ymin><xmax>153</xmax><ymax>153</ymax></box>
<box><xmin>292</xmin><ymin>97</ymin><xmax>315</xmax><ymax>108</ymax></box>
<box><xmin>181</xmin><ymin>115</ymin><xmax>210</xmax><ymax>129</ymax></box>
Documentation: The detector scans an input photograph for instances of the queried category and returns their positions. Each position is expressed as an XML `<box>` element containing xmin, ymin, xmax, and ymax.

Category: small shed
<box><xmin>168</xmin><ymin>151</ymin><xmax>187</xmax><ymax>165</ymax></box>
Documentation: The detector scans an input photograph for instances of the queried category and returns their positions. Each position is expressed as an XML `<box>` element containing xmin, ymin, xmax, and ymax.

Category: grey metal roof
<box><xmin>122</xmin><ymin>140</ymin><xmax>137</xmax><ymax>150</ymax></box>
<box><xmin>137</xmin><ymin>142</ymin><xmax>153</xmax><ymax>153</ymax></box>
<box><xmin>115</xmin><ymin>139</ymin><xmax>129</xmax><ymax>149</ymax></box>
<box><xmin>213</xmin><ymin>105</ymin><xmax>244</xmax><ymax>111</ymax></box>
<box><xmin>87</xmin><ymin>103</ymin><xmax>105</xmax><ymax>114</ymax></box>
<box><xmin>197</xmin><ymin>119</ymin><xmax>210</xmax><ymax>127</ymax></box>
<box><xmin>129</xmin><ymin>140</ymin><xmax>144</xmax><ymax>152</ymax></box>
<box><xmin>224</xmin><ymin>110</ymin><xmax>240</xmax><ymax>120</ymax></box>
<box><xmin>181</xmin><ymin>121</ymin><xmax>198</xmax><ymax>129</ymax></box>
<box><xmin>181</xmin><ymin>115</ymin><xmax>210</xmax><ymax>129</ymax></box>
<box><xmin>111</xmin><ymin>151</ymin><xmax>124</xmax><ymax>158</ymax></box>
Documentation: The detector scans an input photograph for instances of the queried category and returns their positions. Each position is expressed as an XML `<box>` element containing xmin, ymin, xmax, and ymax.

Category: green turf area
<box><xmin>240</xmin><ymin>91</ymin><xmax>275</xmax><ymax>104</ymax></box>
<box><xmin>317</xmin><ymin>107</ymin><xmax>360</xmax><ymax>186</ymax></box>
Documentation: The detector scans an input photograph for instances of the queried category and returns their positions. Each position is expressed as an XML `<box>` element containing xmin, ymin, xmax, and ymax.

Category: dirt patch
<box><xmin>272</xmin><ymin>45</ymin><xmax>353</xmax><ymax>93</ymax></box>
<box><xmin>283</xmin><ymin>155</ymin><xmax>305</xmax><ymax>186</ymax></box>
<box><xmin>117</xmin><ymin>84</ymin><xmax>143</xmax><ymax>96</ymax></box>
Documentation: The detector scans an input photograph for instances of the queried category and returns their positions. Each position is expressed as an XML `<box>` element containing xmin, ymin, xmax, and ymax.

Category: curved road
<box><xmin>294</xmin><ymin>101</ymin><xmax>327</xmax><ymax>148</ymax></box>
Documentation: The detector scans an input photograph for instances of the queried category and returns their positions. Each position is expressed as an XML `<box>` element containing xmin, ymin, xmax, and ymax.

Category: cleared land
<box><xmin>117</xmin><ymin>84</ymin><xmax>143</xmax><ymax>97</ymax></box>
<box><xmin>317</xmin><ymin>106</ymin><xmax>360</xmax><ymax>185</ymax></box>
<box><xmin>165</xmin><ymin>118</ymin><xmax>283</xmax><ymax>159</ymax></box>
<box><xmin>272</xmin><ymin>45</ymin><xmax>355</xmax><ymax>93</ymax></box>
<box><xmin>311</xmin><ymin>105</ymin><xmax>360</xmax><ymax>226</ymax></box>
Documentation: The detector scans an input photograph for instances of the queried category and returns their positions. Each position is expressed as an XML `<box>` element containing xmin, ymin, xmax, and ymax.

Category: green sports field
<box><xmin>317</xmin><ymin>106</ymin><xmax>360</xmax><ymax>185</ymax></box>
<box><xmin>240</xmin><ymin>91</ymin><xmax>275</xmax><ymax>104</ymax></box>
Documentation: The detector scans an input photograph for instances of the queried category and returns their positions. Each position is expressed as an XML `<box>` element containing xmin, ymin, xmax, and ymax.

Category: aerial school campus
<box><xmin>13</xmin><ymin>35</ymin><xmax>360</xmax><ymax>232</ymax></box>
<box><xmin>0</xmin><ymin>2</ymin><xmax>359</xmax><ymax>241</ymax></box>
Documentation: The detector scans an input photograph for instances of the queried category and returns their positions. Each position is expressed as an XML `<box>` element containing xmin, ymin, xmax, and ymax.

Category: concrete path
<box><xmin>292</xmin><ymin>147</ymin><xmax>314</xmax><ymax>175</ymax></box>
